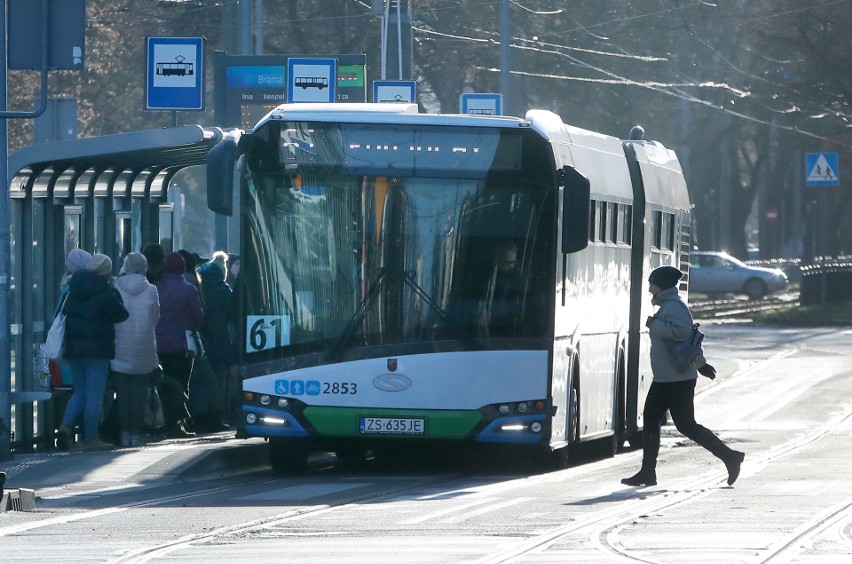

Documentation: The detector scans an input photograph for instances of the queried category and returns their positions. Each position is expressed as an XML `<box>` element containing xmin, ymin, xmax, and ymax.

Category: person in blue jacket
<box><xmin>621</xmin><ymin>265</ymin><xmax>745</xmax><ymax>487</ymax></box>
<box><xmin>58</xmin><ymin>254</ymin><xmax>129</xmax><ymax>451</ymax></box>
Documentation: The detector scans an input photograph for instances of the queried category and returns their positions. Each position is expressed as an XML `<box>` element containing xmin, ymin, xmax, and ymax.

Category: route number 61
<box><xmin>245</xmin><ymin>315</ymin><xmax>290</xmax><ymax>353</ymax></box>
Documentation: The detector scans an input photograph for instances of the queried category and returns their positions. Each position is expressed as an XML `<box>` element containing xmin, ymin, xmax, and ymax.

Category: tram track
<box><xmin>593</xmin><ymin>406</ymin><xmax>852</xmax><ymax>564</ymax></box>
<box><xmin>689</xmin><ymin>292</ymin><xmax>799</xmax><ymax>319</ymax></box>
<box><xmin>472</xmin><ymin>347</ymin><xmax>852</xmax><ymax>564</ymax></box>
<box><xmin>106</xmin><ymin>473</ymin><xmax>465</xmax><ymax>563</ymax></box>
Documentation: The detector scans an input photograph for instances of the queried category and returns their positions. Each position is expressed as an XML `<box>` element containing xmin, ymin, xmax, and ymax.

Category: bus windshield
<box><xmin>238</xmin><ymin>120</ymin><xmax>556</xmax><ymax>362</ymax></box>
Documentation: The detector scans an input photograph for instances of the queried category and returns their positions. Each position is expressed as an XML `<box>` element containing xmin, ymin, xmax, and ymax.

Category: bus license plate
<box><xmin>359</xmin><ymin>417</ymin><xmax>425</xmax><ymax>435</ymax></box>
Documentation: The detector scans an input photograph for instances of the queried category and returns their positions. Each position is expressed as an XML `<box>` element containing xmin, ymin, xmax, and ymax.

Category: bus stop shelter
<box><xmin>2</xmin><ymin>125</ymin><xmax>227</xmax><ymax>458</ymax></box>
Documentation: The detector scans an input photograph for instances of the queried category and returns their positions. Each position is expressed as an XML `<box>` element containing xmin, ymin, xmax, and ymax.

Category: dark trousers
<box><xmin>159</xmin><ymin>352</ymin><xmax>194</xmax><ymax>393</ymax></box>
<box><xmin>114</xmin><ymin>372</ymin><xmax>148</xmax><ymax>436</ymax></box>
<box><xmin>641</xmin><ymin>379</ymin><xmax>735</xmax><ymax>471</ymax></box>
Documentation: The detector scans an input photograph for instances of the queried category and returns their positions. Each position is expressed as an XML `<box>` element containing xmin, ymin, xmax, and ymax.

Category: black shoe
<box><xmin>621</xmin><ymin>470</ymin><xmax>657</xmax><ymax>486</ymax></box>
<box><xmin>725</xmin><ymin>451</ymin><xmax>745</xmax><ymax>485</ymax></box>
<box><xmin>166</xmin><ymin>426</ymin><xmax>196</xmax><ymax>439</ymax></box>
<box><xmin>57</xmin><ymin>424</ymin><xmax>72</xmax><ymax>451</ymax></box>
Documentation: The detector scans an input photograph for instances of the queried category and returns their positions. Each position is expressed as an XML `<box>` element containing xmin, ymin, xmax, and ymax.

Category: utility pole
<box><xmin>500</xmin><ymin>0</ymin><xmax>512</xmax><ymax>116</ymax></box>
<box><xmin>380</xmin><ymin>0</ymin><xmax>413</xmax><ymax>80</ymax></box>
<box><xmin>1</xmin><ymin>0</ymin><xmax>12</xmax><ymax>462</ymax></box>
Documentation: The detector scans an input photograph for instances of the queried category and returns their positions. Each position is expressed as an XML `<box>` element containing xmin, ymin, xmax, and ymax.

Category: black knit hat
<box><xmin>649</xmin><ymin>265</ymin><xmax>683</xmax><ymax>290</ymax></box>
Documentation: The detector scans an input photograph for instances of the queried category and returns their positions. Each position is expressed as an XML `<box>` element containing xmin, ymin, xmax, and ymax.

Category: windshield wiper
<box><xmin>327</xmin><ymin>267</ymin><xmax>390</xmax><ymax>361</ymax></box>
<box><xmin>399</xmin><ymin>270</ymin><xmax>481</xmax><ymax>349</ymax></box>
<box><xmin>327</xmin><ymin>267</ymin><xmax>480</xmax><ymax>361</ymax></box>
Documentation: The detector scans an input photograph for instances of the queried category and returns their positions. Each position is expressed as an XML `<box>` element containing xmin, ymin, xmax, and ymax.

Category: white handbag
<box><xmin>44</xmin><ymin>310</ymin><xmax>67</xmax><ymax>360</ymax></box>
<box><xmin>185</xmin><ymin>330</ymin><xmax>205</xmax><ymax>358</ymax></box>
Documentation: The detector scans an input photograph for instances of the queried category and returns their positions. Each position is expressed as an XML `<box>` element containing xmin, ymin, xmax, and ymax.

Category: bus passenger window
<box><xmin>598</xmin><ymin>201</ymin><xmax>607</xmax><ymax>242</ymax></box>
<box><xmin>609</xmin><ymin>203</ymin><xmax>618</xmax><ymax>243</ymax></box>
<box><xmin>623</xmin><ymin>205</ymin><xmax>632</xmax><ymax>245</ymax></box>
<box><xmin>653</xmin><ymin>210</ymin><xmax>663</xmax><ymax>249</ymax></box>
<box><xmin>588</xmin><ymin>199</ymin><xmax>597</xmax><ymax>242</ymax></box>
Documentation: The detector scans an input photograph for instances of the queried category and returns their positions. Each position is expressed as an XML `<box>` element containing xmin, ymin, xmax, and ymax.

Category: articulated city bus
<box><xmin>206</xmin><ymin>103</ymin><xmax>691</xmax><ymax>473</ymax></box>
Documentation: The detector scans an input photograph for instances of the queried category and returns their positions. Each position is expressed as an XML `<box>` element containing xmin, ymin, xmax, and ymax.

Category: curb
<box><xmin>175</xmin><ymin>439</ymin><xmax>270</xmax><ymax>481</ymax></box>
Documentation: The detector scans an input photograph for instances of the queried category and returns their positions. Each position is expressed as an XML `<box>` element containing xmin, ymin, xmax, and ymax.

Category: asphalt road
<box><xmin>2</xmin><ymin>322</ymin><xmax>851</xmax><ymax>563</ymax></box>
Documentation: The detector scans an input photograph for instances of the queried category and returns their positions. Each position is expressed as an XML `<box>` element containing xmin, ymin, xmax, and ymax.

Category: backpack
<box><xmin>667</xmin><ymin>322</ymin><xmax>705</xmax><ymax>372</ymax></box>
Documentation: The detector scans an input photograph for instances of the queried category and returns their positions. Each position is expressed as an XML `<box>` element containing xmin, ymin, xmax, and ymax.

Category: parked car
<box><xmin>689</xmin><ymin>251</ymin><xmax>788</xmax><ymax>300</ymax></box>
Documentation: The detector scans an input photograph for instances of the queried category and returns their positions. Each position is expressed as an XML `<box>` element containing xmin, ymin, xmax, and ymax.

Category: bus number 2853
<box><xmin>324</xmin><ymin>382</ymin><xmax>357</xmax><ymax>394</ymax></box>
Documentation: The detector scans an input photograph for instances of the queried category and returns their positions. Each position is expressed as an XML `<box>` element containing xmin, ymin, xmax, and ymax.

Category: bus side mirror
<box><xmin>561</xmin><ymin>166</ymin><xmax>590</xmax><ymax>254</ymax></box>
<box><xmin>206</xmin><ymin>136</ymin><xmax>239</xmax><ymax>216</ymax></box>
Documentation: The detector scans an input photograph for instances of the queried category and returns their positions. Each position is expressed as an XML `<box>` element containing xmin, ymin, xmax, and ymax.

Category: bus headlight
<box><xmin>246</xmin><ymin>413</ymin><xmax>258</xmax><ymax>425</ymax></box>
<box><xmin>260</xmin><ymin>394</ymin><xmax>271</xmax><ymax>406</ymax></box>
<box><xmin>530</xmin><ymin>422</ymin><xmax>542</xmax><ymax>433</ymax></box>
<box><xmin>278</xmin><ymin>398</ymin><xmax>289</xmax><ymax>409</ymax></box>
<box><xmin>498</xmin><ymin>404</ymin><xmax>511</xmax><ymax>415</ymax></box>
<box><xmin>517</xmin><ymin>402</ymin><xmax>529</xmax><ymax>414</ymax></box>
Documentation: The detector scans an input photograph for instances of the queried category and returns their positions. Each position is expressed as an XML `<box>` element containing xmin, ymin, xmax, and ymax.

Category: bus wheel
<box><xmin>269</xmin><ymin>437</ymin><xmax>308</xmax><ymax>475</ymax></box>
<box><xmin>569</xmin><ymin>384</ymin><xmax>580</xmax><ymax>444</ymax></box>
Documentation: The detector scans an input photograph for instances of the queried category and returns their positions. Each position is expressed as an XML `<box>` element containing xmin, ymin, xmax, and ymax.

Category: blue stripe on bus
<box><xmin>244</xmin><ymin>406</ymin><xmax>309</xmax><ymax>437</ymax></box>
<box><xmin>475</xmin><ymin>414</ymin><xmax>546</xmax><ymax>444</ymax></box>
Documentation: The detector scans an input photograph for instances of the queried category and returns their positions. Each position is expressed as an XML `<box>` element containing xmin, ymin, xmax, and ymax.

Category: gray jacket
<box><xmin>646</xmin><ymin>286</ymin><xmax>702</xmax><ymax>382</ymax></box>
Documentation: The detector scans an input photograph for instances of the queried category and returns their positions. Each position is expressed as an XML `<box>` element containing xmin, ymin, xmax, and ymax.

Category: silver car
<box><xmin>689</xmin><ymin>251</ymin><xmax>788</xmax><ymax>300</ymax></box>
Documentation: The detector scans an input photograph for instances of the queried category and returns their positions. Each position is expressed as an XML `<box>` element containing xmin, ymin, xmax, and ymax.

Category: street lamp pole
<box><xmin>500</xmin><ymin>0</ymin><xmax>512</xmax><ymax>116</ymax></box>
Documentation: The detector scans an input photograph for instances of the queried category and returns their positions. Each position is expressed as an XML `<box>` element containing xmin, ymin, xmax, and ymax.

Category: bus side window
<box><xmin>588</xmin><ymin>199</ymin><xmax>597</xmax><ymax>242</ymax></box>
<box><xmin>598</xmin><ymin>201</ymin><xmax>607</xmax><ymax>242</ymax></box>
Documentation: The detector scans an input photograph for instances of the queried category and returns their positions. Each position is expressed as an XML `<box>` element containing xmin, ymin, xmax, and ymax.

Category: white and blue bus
<box><xmin>206</xmin><ymin>103</ymin><xmax>691</xmax><ymax>473</ymax></box>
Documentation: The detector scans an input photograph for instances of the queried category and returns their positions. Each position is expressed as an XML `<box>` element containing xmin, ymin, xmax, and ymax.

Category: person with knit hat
<box><xmin>142</xmin><ymin>243</ymin><xmax>166</xmax><ymax>284</ymax></box>
<box><xmin>621</xmin><ymin>265</ymin><xmax>744</xmax><ymax>488</ymax></box>
<box><xmin>50</xmin><ymin>249</ymin><xmax>94</xmax><ymax>406</ymax></box>
<box><xmin>112</xmin><ymin>253</ymin><xmax>160</xmax><ymax>446</ymax></box>
<box><xmin>194</xmin><ymin>251</ymin><xmax>235</xmax><ymax>431</ymax></box>
<box><xmin>154</xmin><ymin>252</ymin><xmax>204</xmax><ymax>438</ymax></box>
<box><xmin>58</xmin><ymin>253</ymin><xmax>129</xmax><ymax>451</ymax></box>
<box><xmin>54</xmin><ymin>248</ymin><xmax>93</xmax><ymax>317</ymax></box>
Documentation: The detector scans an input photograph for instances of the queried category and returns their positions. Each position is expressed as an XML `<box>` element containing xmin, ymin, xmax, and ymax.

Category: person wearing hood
<box><xmin>111</xmin><ymin>253</ymin><xmax>160</xmax><ymax>447</ymax></box>
<box><xmin>621</xmin><ymin>265</ymin><xmax>745</xmax><ymax>488</ymax></box>
<box><xmin>58</xmin><ymin>253</ymin><xmax>129</xmax><ymax>451</ymax></box>
<box><xmin>55</xmin><ymin>248</ymin><xmax>92</xmax><ymax>317</ymax></box>
<box><xmin>154</xmin><ymin>252</ymin><xmax>203</xmax><ymax>438</ymax></box>
<box><xmin>226</xmin><ymin>254</ymin><xmax>240</xmax><ymax>289</ymax></box>
<box><xmin>195</xmin><ymin>252</ymin><xmax>235</xmax><ymax>430</ymax></box>
<box><xmin>51</xmin><ymin>249</ymin><xmax>93</xmax><ymax>393</ymax></box>
<box><xmin>142</xmin><ymin>243</ymin><xmax>166</xmax><ymax>284</ymax></box>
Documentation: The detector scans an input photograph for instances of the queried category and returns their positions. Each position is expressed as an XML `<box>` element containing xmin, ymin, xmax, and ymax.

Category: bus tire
<box><xmin>269</xmin><ymin>437</ymin><xmax>309</xmax><ymax>475</ymax></box>
<box><xmin>569</xmin><ymin>379</ymin><xmax>580</xmax><ymax>445</ymax></box>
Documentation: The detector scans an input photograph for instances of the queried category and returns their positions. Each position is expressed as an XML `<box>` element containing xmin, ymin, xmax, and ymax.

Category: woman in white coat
<box><xmin>111</xmin><ymin>253</ymin><xmax>161</xmax><ymax>446</ymax></box>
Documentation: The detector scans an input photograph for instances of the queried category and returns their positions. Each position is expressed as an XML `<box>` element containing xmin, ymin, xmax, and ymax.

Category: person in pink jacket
<box><xmin>111</xmin><ymin>253</ymin><xmax>160</xmax><ymax>446</ymax></box>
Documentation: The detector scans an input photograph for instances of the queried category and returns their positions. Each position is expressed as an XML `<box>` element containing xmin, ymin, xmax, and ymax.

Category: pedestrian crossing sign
<box><xmin>806</xmin><ymin>152</ymin><xmax>839</xmax><ymax>186</ymax></box>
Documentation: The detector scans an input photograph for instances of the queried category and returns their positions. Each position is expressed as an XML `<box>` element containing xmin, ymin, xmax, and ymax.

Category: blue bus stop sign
<box><xmin>146</xmin><ymin>37</ymin><xmax>204</xmax><ymax>111</ymax></box>
<box><xmin>287</xmin><ymin>58</ymin><xmax>337</xmax><ymax>103</ymax></box>
<box><xmin>805</xmin><ymin>153</ymin><xmax>839</xmax><ymax>186</ymax></box>
<box><xmin>460</xmin><ymin>93</ymin><xmax>503</xmax><ymax>115</ymax></box>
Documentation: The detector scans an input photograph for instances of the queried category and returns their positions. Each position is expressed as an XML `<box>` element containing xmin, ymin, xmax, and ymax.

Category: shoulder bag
<box><xmin>667</xmin><ymin>322</ymin><xmax>705</xmax><ymax>372</ymax></box>
<box><xmin>185</xmin><ymin>330</ymin><xmax>205</xmax><ymax>358</ymax></box>
<box><xmin>44</xmin><ymin>298</ymin><xmax>67</xmax><ymax>360</ymax></box>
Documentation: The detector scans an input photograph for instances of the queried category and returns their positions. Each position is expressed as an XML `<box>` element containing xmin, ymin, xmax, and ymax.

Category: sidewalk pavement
<box><xmin>0</xmin><ymin>432</ymin><xmax>270</xmax><ymax>506</ymax></box>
